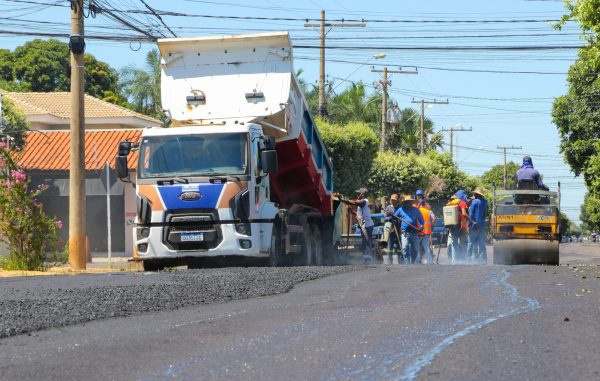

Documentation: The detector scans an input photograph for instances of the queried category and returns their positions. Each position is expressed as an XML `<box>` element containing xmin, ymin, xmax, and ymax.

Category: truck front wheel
<box><xmin>269</xmin><ymin>222</ymin><xmax>285</xmax><ymax>267</ymax></box>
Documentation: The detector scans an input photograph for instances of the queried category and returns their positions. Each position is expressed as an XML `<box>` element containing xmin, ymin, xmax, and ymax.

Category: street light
<box><xmin>332</xmin><ymin>53</ymin><xmax>386</xmax><ymax>91</ymax></box>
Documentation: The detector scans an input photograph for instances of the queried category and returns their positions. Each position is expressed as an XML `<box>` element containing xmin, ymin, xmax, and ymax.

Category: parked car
<box><xmin>431</xmin><ymin>218</ymin><xmax>449</xmax><ymax>246</ymax></box>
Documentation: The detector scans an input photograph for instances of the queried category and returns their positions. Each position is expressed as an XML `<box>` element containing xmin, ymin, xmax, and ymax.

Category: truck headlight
<box><xmin>239</xmin><ymin>239</ymin><xmax>252</xmax><ymax>249</ymax></box>
<box><xmin>137</xmin><ymin>227</ymin><xmax>150</xmax><ymax>239</ymax></box>
<box><xmin>235</xmin><ymin>223</ymin><xmax>251</xmax><ymax>236</ymax></box>
<box><xmin>138</xmin><ymin>243</ymin><xmax>148</xmax><ymax>253</ymax></box>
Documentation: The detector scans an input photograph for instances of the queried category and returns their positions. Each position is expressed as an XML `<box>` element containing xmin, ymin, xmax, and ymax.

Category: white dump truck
<box><xmin>115</xmin><ymin>32</ymin><xmax>338</xmax><ymax>270</ymax></box>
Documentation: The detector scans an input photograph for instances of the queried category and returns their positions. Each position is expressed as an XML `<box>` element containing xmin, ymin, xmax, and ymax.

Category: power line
<box><xmin>0</xmin><ymin>29</ymin><xmax>154</xmax><ymax>41</ymax></box>
<box><xmin>293</xmin><ymin>44</ymin><xmax>582</xmax><ymax>51</ymax></box>
<box><xmin>0</xmin><ymin>1</ymin><xmax>570</xmax><ymax>24</ymax></box>
<box><xmin>295</xmin><ymin>56</ymin><xmax>570</xmax><ymax>75</ymax></box>
<box><xmin>292</xmin><ymin>32</ymin><xmax>584</xmax><ymax>40</ymax></box>
<box><xmin>139</xmin><ymin>0</ymin><xmax>176</xmax><ymax>37</ymax></box>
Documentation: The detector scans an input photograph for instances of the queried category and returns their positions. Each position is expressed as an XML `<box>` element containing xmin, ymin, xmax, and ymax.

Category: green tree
<box><xmin>480</xmin><ymin>162</ymin><xmax>521</xmax><ymax>190</ymax></box>
<box><xmin>553</xmin><ymin>0</ymin><xmax>600</xmax><ymax>196</ymax></box>
<box><xmin>328</xmin><ymin>82</ymin><xmax>380</xmax><ymax>127</ymax></box>
<box><xmin>417</xmin><ymin>151</ymin><xmax>479</xmax><ymax>204</ymax></box>
<box><xmin>0</xmin><ymin>96</ymin><xmax>28</xmax><ymax>148</ymax></box>
<box><xmin>120</xmin><ymin>48</ymin><xmax>164</xmax><ymax>122</ymax></box>
<box><xmin>0</xmin><ymin>39</ymin><xmax>122</xmax><ymax>100</ymax></box>
<box><xmin>0</xmin><ymin>49</ymin><xmax>14</xmax><ymax>87</ymax></box>
<box><xmin>557</xmin><ymin>0</ymin><xmax>600</xmax><ymax>35</ymax></box>
<box><xmin>551</xmin><ymin>46</ymin><xmax>600</xmax><ymax>179</ymax></box>
<box><xmin>581</xmin><ymin>192</ymin><xmax>600</xmax><ymax>231</ymax></box>
<box><xmin>367</xmin><ymin>150</ymin><xmax>478</xmax><ymax>205</ymax></box>
<box><xmin>316</xmin><ymin>118</ymin><xmax>378</xmax><ymax>196</ymax></box>
<box><xmin>387</xmin><ymin>107</ymin><xmax>443</xmax><ymax>154</ymax></box>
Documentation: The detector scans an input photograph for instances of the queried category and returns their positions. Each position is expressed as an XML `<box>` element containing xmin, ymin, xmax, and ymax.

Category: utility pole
<box><xmin>412</xmin><ymin>99</ymin><xmax>449</xmax><ymax>154</ymax></box>
<box><xmin>305</xmin><ymin>11</ymin><xmax>365</xmax><ymax>117</ymax></box>
<box><xmin>441</xmin><ymin>126</ymin><xmax>472</xmax><ymax>159</ymax></box>
<box><xmin>69</xmin><ymin>0</ymin><xmax>86</xmax><ymax>270</ymax></box>
<box><xmin>372</xmin><ymin>67</ymin><xmax>418</xmax><ymax>150</ymax></box>
<box><xmin>497</xmin><ymin>145</ymin><xmax>522</xmax><ymax>189</ymax></box>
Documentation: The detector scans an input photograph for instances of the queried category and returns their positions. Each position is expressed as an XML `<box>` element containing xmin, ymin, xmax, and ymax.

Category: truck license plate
<box><xmin>180</xmin><ymin>233</ymin><xmax>204</xmax><ymax>242</ymax></box>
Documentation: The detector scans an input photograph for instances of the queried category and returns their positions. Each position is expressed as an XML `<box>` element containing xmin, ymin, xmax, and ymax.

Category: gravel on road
<box><xmin>0</xmin><ymin>266</ymin><xmax>359</xmax><ymax>338</ymax></box>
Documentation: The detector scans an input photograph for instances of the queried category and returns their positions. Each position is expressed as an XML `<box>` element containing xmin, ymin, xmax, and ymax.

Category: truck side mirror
<box><xmin>259</xmin><ymin>135</ymin><xmax>276</xmax><ymax>151</ymax></box>
<box><xmin>115</xmin><ymin>156</ymin><xmax>129</xmax><ymax>180</ymax></box>
<box><xmin>118</xmin><ymin>141</ymin><xmax>132</xmax><ymax>156</ymax></box>
<box><xmin>260</xmin><ymin>150</ymin><xmax>278</xmax><ymax>174</ymax></box>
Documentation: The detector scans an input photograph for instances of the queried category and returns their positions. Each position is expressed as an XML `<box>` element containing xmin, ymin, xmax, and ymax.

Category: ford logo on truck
<box><xmin>179</xmin><ymin>191</ymin><xmax>202</xmax><ymax>201</ymax></box>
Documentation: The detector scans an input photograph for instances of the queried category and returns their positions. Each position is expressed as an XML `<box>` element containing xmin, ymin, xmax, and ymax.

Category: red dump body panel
<box><xmin>270</xmin><ymin>131</ymin><xmax>332</xmax><ymax>216</ymax></box>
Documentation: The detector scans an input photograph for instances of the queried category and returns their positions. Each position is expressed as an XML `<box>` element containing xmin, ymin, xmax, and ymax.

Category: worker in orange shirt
<box><xmin>417</xmin><ymin>199</ymin><xmax>436</xmax><ymax>264</ymax></box>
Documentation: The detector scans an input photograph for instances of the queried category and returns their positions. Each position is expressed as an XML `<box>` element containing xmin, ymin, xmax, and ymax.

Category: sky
<box><xmin>0</xmin><ymin>0</ymin><xmax>587</xmax><ymax>224</ymax></box>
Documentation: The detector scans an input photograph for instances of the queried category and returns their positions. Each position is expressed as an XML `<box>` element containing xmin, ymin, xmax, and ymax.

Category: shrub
<box><xmin>368</xmin><ymin>151</ymin><xmax>428</xmax><ymax>197</ymax></box>
<box><xmin>0</xmin><ymin>146</ymin><xmax>62</xmax><ymax>270</ymax></box>
<box><xmin>316</xmin><ymin>118</ymin><xmax>379</xmax><ymax>196</ymax></box>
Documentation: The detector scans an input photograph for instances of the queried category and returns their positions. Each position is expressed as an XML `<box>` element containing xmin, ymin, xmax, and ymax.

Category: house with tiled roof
<box><xmin>4</xmin><ymin>92</ymin><xmax>161</xmax><ymax>130</ymax></box>
<box><xmin>4</xmin><ymin>92</ymin><xmax>163</xmax><ymax>256</ymax></box>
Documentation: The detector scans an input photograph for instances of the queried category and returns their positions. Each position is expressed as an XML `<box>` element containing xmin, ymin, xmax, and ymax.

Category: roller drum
<box><xmin>493</xmin><ymin>239</ymin><xmax>559</xmax><ymax>265</ymax></box>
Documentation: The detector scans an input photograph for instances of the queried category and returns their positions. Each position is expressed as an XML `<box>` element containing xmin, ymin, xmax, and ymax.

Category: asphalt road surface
<box><xmin>1</xmin><ymin>243</ymin><xmax>599</xmax><ymax>381</ymax></box>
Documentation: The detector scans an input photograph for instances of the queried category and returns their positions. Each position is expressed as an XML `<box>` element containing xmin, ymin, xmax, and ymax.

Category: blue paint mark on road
<box><xmin>398</xmin><ymin>269</ymin><xmax>539</xmax><ymax>381</ymax></box>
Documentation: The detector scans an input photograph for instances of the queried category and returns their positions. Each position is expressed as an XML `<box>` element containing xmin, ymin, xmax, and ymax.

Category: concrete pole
<box><xmin>497</xmin><ymin>145</ymin><xmax>521</xmax><ymax>190</ymax></box>
<box><xmin>450</xmin><ymin>127</ymin><xmax>453</xmax><ymax>159</ymax></box>
<box><xmin>69</xmin><ymin>0</ymin><xmax>86</xmax><ymax>270</ymax></box>
<box><xmin>420</xmin><ymin>99</ymin><xmax>425</xmax><ymax>154</ymax></box>
<box><xmin>503</xmin><ymin>147</ymin><xmax>508</xmax><ymax>190</ymax></box>
<box><xmin>318</xmin><ymin>10</ymin><xmax>326</xmax><ymax>117</ymax></box>
<box><xmin>380</xmin><ymin>67</ymin><xmax>388</xmax><ymax>151</ymax></box>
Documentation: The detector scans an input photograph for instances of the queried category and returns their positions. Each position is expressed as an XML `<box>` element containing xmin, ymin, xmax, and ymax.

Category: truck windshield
<box><xmin>138</xmin><ymin>133</ymin><xmax>248</xmax><ymax>179</ymax></box>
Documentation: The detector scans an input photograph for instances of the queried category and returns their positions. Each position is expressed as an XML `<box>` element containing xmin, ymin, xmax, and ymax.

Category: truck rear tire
<box><xmin>311</xmin><ymin>223</ymin><xmax>324</xmax><ymax>266</ymax></box>
<box><xmin>300</xmin><ymin>224</ymin><xmax>315</xmax><ymax>266</ymax></box>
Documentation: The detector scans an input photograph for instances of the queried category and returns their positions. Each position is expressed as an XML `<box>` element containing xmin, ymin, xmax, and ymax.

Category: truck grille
<box><xmin>164</xmin><ymin>210</ymin><xmax>222</xmax><ymax>251</ymax></box>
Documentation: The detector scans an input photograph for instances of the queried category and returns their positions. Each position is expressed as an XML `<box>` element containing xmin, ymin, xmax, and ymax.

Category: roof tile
<box><xmin>18</xmin><ymin>130</ymin><xmax>143</xmax><ymax>171</ymax></box>
<box><xmin>4</xmin><ymin>92</ymin><xmax>161</xmax><ymax>124</ymax></box>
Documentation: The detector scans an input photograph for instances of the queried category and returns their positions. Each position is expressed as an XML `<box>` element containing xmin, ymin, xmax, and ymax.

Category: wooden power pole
<box><xmin>305</xmin><ymin>11</ymin><xmax>365</xmax><ymax>117</ymax></box>
<box><xmin>497</xmin><ymin>145</ymin><xmax>522</xmax><ymax>189</ymax></box>
<box><xmin>372</xmin><ymin>67</ymin><xmax>417</xmax><ymax>150</ymax></box>
<box><xmin>69</xmin><ymin>0</ymin><xmax>86</xmax><ymax>270</ymax></box>
<box><xmin>441</xmin><ymin>126</ymin><xmax>472</xmax><ymax>159</ymax></box>
<box><xmin>412</xmin><ymin>99</ymin><xmax>449</xmax><ymax>154</ymax></box>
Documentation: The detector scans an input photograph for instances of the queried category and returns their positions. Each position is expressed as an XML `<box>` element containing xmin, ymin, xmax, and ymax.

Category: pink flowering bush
<box><xmin>0</xmin><ymin>147</ymin><xmax>62</xmax><ymax>270</ymax></box>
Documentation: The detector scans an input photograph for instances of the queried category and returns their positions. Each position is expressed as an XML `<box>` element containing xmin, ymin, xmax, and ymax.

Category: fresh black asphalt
<box><xmin>0</xmin><ymin>244</ymin><xmax>598</xmax><ymax>380</ymax></box>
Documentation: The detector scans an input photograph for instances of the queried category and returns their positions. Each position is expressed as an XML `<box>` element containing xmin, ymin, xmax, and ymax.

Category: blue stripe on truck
<box><xmin>157</xmin><ymin>183</ymin><xmax>225</xmax><ymax>210</ymax></box>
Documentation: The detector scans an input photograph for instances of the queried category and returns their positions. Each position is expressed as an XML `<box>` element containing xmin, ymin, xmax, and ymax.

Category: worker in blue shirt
<box><xmin>467</xmin><ymin>187</ymin><xmax>488</xmax><ymax>264</ymax></box>
<box><xmin>394</xmin><ymin>195</ymin><xmax>424</xmax><ymax>264</ymax></box>
<box><xmin>515</xmin><ymin>156</ymin><xmax>549</xmax><ymax>191</ymax></box>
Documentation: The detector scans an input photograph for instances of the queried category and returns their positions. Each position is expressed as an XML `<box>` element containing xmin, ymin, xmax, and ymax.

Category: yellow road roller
<box><xmin>492</xmin><ymin>185</ymin><xmax>560</xmax><ymax>265</ymax></box>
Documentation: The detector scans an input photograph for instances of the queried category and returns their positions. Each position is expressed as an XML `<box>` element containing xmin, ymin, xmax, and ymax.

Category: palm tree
<box><xmin>387</xmin><ymin>107</ymin><xmax>441</xmax><ymax>154</ymax></box>
<box><xmin>120</xmin><ymin>49</ymin><xmax>164</xmax><ymax>122</ymax></box>
<box><xmin>328</xmin><ymin>81</ymin><xmax>380</xmax><ymax>127</ymax></box>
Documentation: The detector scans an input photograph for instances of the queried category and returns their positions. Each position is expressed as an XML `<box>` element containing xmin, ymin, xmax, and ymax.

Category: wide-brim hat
<box><xmin>355</xmin><ymin>187</ymin><xmax>368</xmax><ymax>194</ymax></box>
<box><xmin>402</xmin><ymin>194</ymin><xmax>415</xmax><ymax>203</ymax></box>
<box><xmin>472</xmin><ymin>187</ymin><xmax>486</xmax><ymax>197</ymax></box>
